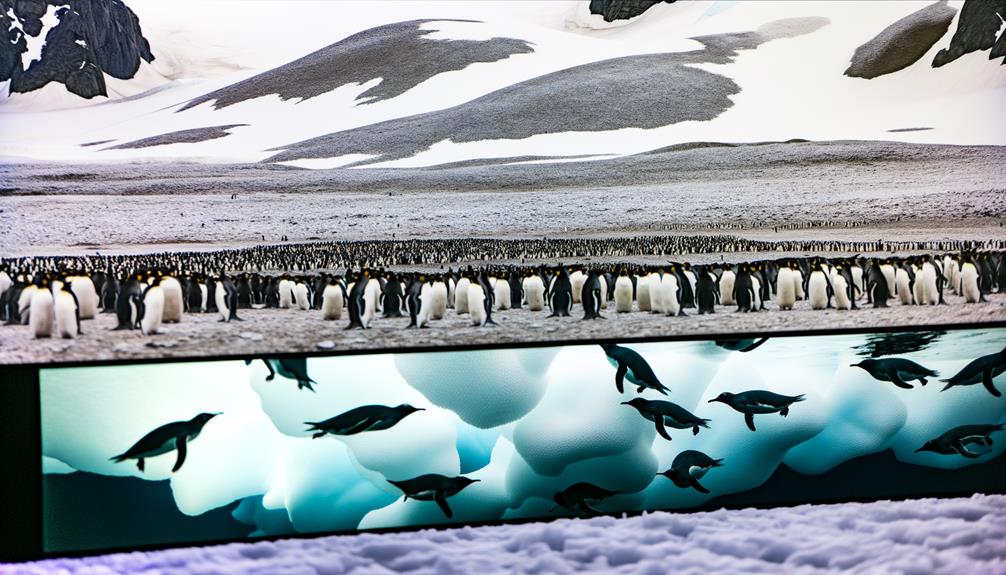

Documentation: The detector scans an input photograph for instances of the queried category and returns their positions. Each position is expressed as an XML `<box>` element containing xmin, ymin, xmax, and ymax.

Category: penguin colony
<box><xmin>108</xmin><ymin>340</ymin><xmax>1006</xmax><ymax>519</ymax></box>
<box><xmin>2</xmin><ymin>249</ymin><xmax>1004</xmax><ymax>341</ymax></box>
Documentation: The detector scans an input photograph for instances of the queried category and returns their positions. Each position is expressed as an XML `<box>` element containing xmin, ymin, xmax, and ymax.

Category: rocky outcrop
<box><xmin>588</xmin><ymin>0</ymin><xmax>676</xmax><ymax>22</ymax></box>
<box><xmin>932</xmin><ymin>0</ymin><xmax>1006</xmax><ymax>67</ymax></box>
<box><xmin>845</xmin><ymin>1</ymin><xmax>957</xmax><ymax>79</ymax></box>
<box><xmin>0</xmin><ymin>0</ymin><xmax>154</xmax><ymax>99</ymax></box>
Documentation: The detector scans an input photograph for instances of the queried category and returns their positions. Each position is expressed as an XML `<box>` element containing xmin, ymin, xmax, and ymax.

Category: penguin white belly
<box><xmin>524</xmin><ymin>277</ymin><xmax>545</xmax><ymax>311</ymax></box>
<box><xmin>793</xmin><ymin>270</ymin><xmax>805</xmax><ymax>300</ymax></box>
<box><xmin>321</xmin><ymin>285</ymin><xmax>344</xmax><ymax>320</ymax></box>
<box><xmin>880</xmin><ymin>265</ymin><xmax>896</xmax><ymax>296</ymax></box>
<box><xmin>160</xmin><ymin>277</ymin><xmax>184</xmax><ymax>322</ymax></box>
<box><xmin>199</xmin><ymin>284</ymin><xmax>208</xmax><ymax>312</ymax></box>
<box><xmin>950</xmin><ymin>261</ymin><xmax>961</xmax><ymax>294</ymax></box>
<box><xmin>893</xmin><ymin>269</ymin><xmax>910</xmax><ymax>304</ymax></box>
<box><xmin>570</xmin><ymin>271</ymin><xmax>586</xmax><ymax>304</ymax></box>
<box><xmin>776</xmin><ymin>268</ymin><xmax>795</xmax><ymax>310</ymax></box>
<box><xmin>447</xmin><ymin>279</ymin><xmax>455</xmax><ymax>309</ymax></box>
<box><xmin>598</xmin><ymin>275</ymin><xmax>608</xmax><ymax>309</ymax></box>
<box><xmin>278</xmin><ymin>280</ymin><xmax>293</xmax><ymax>309</ymax></box>
<box><xmin>942</xmin><ymin>257</ymin><xmax>955</xmax><ymax>293</ymax></box>
<box><xmin>961</xmin><ymin>264</ymin><xmax>980</xmax><ymax>303</ymax></box>
<box><xmin>54</xmin><ymin>291</ymin><xmax>78</xmax><ymax>338</ymax></box>
<box><xmin>29</xmin><ymin>288</ymin><xmax>54</xmax><ymax>338</ymax></box>
<box><xmin>215</xmin><ymin>282</ymin><xmax>229</xmax><ymax>321</ymax></box>
<box><xmin>363</xmin><ymin>280</ymin><xmax>380</xmax><ymax>327</ymax></box>
<box><xmin>833</xmin><ymin>275</ymin><xmax>851</xmax><ymax>310</ymax></box>
<box><xmin>613</xmin><ymin>277</ymin><xmax>633</xmax><ymax>312</ymax></box>
<box><xmin>294</xmin><ymin>283</ymin><xmax>311</xmax><ymax>310</ymax></box>
<box><xmin>649</xmin><ymin>273</ymin><xmax>664</xmax><ymax>314</ymax></box>
<box><xmin>912</xmin><ymin>267</ymin><xmax>926</xmax><ymax>306</ymax></box>
<box><xmin>684</xmin><ymin>271</ymin><xmax>697</xmax><ymax>299</ymax></box>
<box><xmin>719</xmin><ymin>272</ymin><xmax>736</xmax><ymax>305</ymax></box>
<box><xmin>922</xmin><ymin>264</ymin><xmax>939</xmax><ymax>305</ymax></box>
<box><xmin>808</xmin><ymin>272</ymin><xmax>828</xmax><ymax>310</ymax></box>
<box><xmin>430</xmin><ymin>282</ymin><xmax>448</xmax><ymax>319</ymax></box>
<box><xmin>454</xmin><ymin>278</ymin><xmax>470</xmax><ymax>314</ymax></box>
<box><xmin>851</xmin><ymin>267</ymin><xmax>865</xmax><ymax>300</ymax></box>
<box><xmin>0</xmin><ymin>271</ymin><xmax>10</xmax><ymax>300</ymax></box>
<box><xmin>633</xmin><ymin>275</ymin><xmax>650</xmax><ymax>311</ymax></box>
<box><xmin>662</xmin><ymin>274</ymin><xmax>680</xmax><ymax>316</ymax></box>
<box><xmin>19</xmin><ymin>285</ymin><xmax>37</xmax><ymax>324</ymax></box>
<box><xmin>751</xmin><ymin>276</ymin><xmax>763</xmax><ymax>309</ymax></box>
<box><xmin>417</xmin><ymin>283</ymin><xmax>433</xmax><ymax>327</ymax></box>
<box><xmin>468</xmin><ymin>283</ymin><xmax>486</xmax><ymax>326</ymax></box>
<box><xmin>71</xmin><ymin>278</ymin><xmax>99</xmax><ymax>320</ymax></box>
<box><xmin>142</xmin><ymin>287</ymin><xmax>165</xmax><ymax>335</ymax></box>
<box><xmin>494</xmin><ymin>280</ymin><xmax>511</xmax><ymax>311</ymax></box>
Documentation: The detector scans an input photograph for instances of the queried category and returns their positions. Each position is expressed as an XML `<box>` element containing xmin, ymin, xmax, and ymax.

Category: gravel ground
<box><xmin>3</xmin><ymin>291</ymin><xmax>1003</xmax><ymax>366</ymax></box>
<box><xmin>7</xmin><ymin>494</ymin><xmax>1006</xmax><ymax>574</ymax></box>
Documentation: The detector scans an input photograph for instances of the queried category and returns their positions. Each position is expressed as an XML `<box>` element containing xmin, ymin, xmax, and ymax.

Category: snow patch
<box><xmin>22</xmin><ymin>4</ymin><xmax>68</xmax><ymax>71</ymax></box>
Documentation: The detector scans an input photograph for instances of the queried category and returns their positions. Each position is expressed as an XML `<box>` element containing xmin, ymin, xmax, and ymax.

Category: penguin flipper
<box><xmin>982</xmin><ymin>368</ymin><xmax>1002</xmax><ymax>397</ymax></box>
<box><xmin>137</xmin><ymin>458</ymin><xmax>145</xmax><ymax>472</ymax></box>
<box><xmin>744</xmin><ymin>413</ymin><xmax>757</xmax><ymax>432</ymax></box>
<box><xmin>614</xmin><ymin>363</ymin><xmax>627</xmax><ymax>394</ymax></box>
<box><xmin>888</xmin><ymin>371</ymin><xmax>913</xmax><ymax>390</ymax></box>
<box><xmin>953</xmin><ymin>443</ymin><xmax>981</xmax><ymax>459</ymax></box>
<box><xmin>654</xmin><ymin>417</ymin><xmax>672</xmax><ymax>441</ymax></box>
<box><xmin>576</xmin><ymin>499</ymin><xmax>600</xmax><ymax>516</ymax></box>
<box><xmin>688</xmin><ymin>477</ymin><xmax>710</xmax><ymax>494</ymax></box>
<box><xmin>172</xmin><ymin>436</ymin><xmax>187</xmax><ymax>472</ymax></box>
<box><xmin>434</xmin><ymin>491</ymin><xmax>453</xmax><ymax>519</ymax></box>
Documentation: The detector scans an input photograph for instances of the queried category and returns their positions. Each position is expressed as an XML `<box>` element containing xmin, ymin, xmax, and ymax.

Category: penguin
<box><xmin>278</xmin><ymin>275</ymin><xmax>294</xmax><ymax>309</ymax></box>
<box><xmin>694</xmin><ymin>266</ymin><xmax>718</xmax><ymax>314</ymax></box>
<box><xmin>363</xmin><ymin>275</ymin><xmax>381</xmax><ymax>327</ymax></box>
<box><xmin>569</xmin><ymin>268</ymin><xmax>587</xmax><ymax>304</ymax></box>
<box><xmin>708</xmin><ymin>390</ymin><xmax>805</xmax><ymax>431</ymax></box>
<box><xmin>940</xmin><ymin>346</ymin><xmax>1006</xmax><ymax>397</ymax></box>
<box><xmin>305</xmin><ymin>404</ymin><xmax>424</xmax><ymax>438</ymax></box>
<box><xmin>429</xmin><ymin>277</ymin><xmax>449</xmax><ymax>320</ymax></box>
<box><xmin>17</xmin><ymin>275</ymin><xmax>38</xmax><ymax>325</ymax></box>
<box><xmin>776</xmin><ymin>264</ymin><xmax>796</xmax><ymax>310</ymax></box>
<box><xmin>293</xmin><ymin>278</ymin><xmax>312</xmax><ymax>310</ymax></box>
<box><xmin>101</xmin><ymin>272</ymin><xmax>119</xmax><ymax>314</ymax></box>
<box><xmin>733</xmin><ymin>265</ymin><xmax>757</xmax><ymax>312</ymax></box>
<box><xmin>185</xmin><ymin>273</ymin><xmax>203</xmax><ymax>313</ymax></box>
<box><xmin>918</xmin><ymin>259</ymin><xmax>938</xmax><ymax>305</ymax></box>
<box><xmin>508</xmin><ymin>271</ymin><xmax>523</xmax><ymax>310</ymax></box>
<box><xmin>321</xmin><ymin>276</ymin><xmax>344</xmax><ymax>320</ymax></box>
<box><xmin>551</xmin><ymin>483</ymin><xmax>620</xmax><ymax>516</ymax></box>
<box><xmin>657</xmin><ymin>450</ymin><xmax>723</xmax><ymax>494</ymax></box>
<box><xmin>636</xmin><ymin>273</ymin><xmax>652</xmax><ymax>312</ymax></box>
<box><xmin>160</xmin><ymin>274</ymin><xmax>184</xmax><ymax>323</ymax></box>
<box><xmin>547</xmin><ymin>268</ymin><xmax>573</xmax><ymax>317</ymax></box>
<box><xmin>915</xmin><ymin>424</ymin><xmax>1004</xmax><ymax>458</ymax></box>
<box><xmin>715</xmin><ymin>338</ymin><xmax>769</xmax><ymax>353</ymax></box>
<box><xmin>215</xmin><ymin>273</ymin><xmax>241</xmax><ymax>323</ymax></box>
<box><xmin>880</xmin><ymin>260</ymin><xmax>896</xmax><ymax>299</ymax></box>
<box><xmin>581</xmin><ymin>270</ymin><xmax>603</xmax><ymax>320</ymax></box>
<box><xmin>866</xmin><ymin>260</ymin><xmax>890</xmax><ymax>307</ymax></box>
<box><xmin>110</xmin><ymin>412</ymin><xmax>220</xmax><ymax>472</ymax></box>
<box><xmin>807</xmin><ymin>261</ymin><xmax>832</xmax><ymax>310</ymax></box>
<box><xmin>454</xmin><ymin>275</ymin><xmax>471</xmax><ymax>315</ymax></box>
<box><xmin>649</xmin><ymin>271</ymin><xmax>665</xmax><ymax>314</ymax></box>
<box><xmin>895</xmin><ymin>262</ymin><xmax>914</xmax><ymax>305</ymax></box>
<box><xmin>600</xmin><ymin>343</ymin><xmax>670</xmax><ymax>395</ymax></box>
<box><xmin>346</xmin><ymin>270</ymin><xmax>369</xmax><ymax>329</ymax></box>
<box><xmin>478</xmin><ymin>272</ymin><xmax>497</xmax><ymax>326</ymax></box>
<box><xmin>254</xmin><ymin>358</ymin><xmax>318</xmax><ymax>391</ymax></box>
<box><xmin>386</xmin><ymin>474</ymin><xmax>480</xmax><ymax>519</ymax></box>
<box><xmin>678</xmin><ymin>263</ymin><xmax>698</xmax><ymax>310</ymax></box>
<box><xmin>832</xmin><ymin>267</ymin><xmax>852</xmax><ymax>310</ymax></box>
<box><xmin>960</xmin><ymin>257</ymin><xmax>981</xmax><ymax>303</ymax></box>
<box><xmin>382</xmin><ymin>273</ymin><xmax>405</xmax><ymax>318</ymax></box>
<box><xmin>621</xmin><ymin>397</ymin><xmax>710</xmax><ymax>440</ymax></box>
<box><xmin>494</xmin><ymin>273</ymin><xmax>511</xmax><ymax>311</ymax></box>
<box><xmin>54</xmin><ymin>280</ymin><xmax>81</xmax><ymax>339</ymax></box>
<box><xmin>523</xmin><ymin>272</ymin><xmax>546</xmax><ymax>311</ymax></box>
<box><xmin>140</xmin><ymin>275</ymin><xmax>165</xmax><ymax>335</ymax></box>
<box><xmin>750</xmin><ymin>272</ymin><xmax>763</xmax><ymax>311</ymax></box>
<box><xmin>719</xmin><ymin>267</ymin><xmax>736</xmax><ymax>306</ymax></box>
<box><xmin>406</xmin><ymin>274</ymin><xmax>428</xmax><ymax>328</ymax></box>
<box><xmin>851</xmin><ymin>358</ymin><xmax>938</xmax><ymax>389</ymax></box>
<box><xmin>69</xmin><ymin>272</ymin><xmax>99</xmax><ymax>320</ymax></box>
<box><xmin>29</xmin><ymin>275</ymin><xmax>55</xmax><ymax>338</ymax></box>
<box><xmin>661</xmin><ymin>270</ymin><xmax>682</xmax><ymax>317</ymax></box>
<box><xmin>3</xmin><ymin>274</ymin><xmax>28</xmax><ymax>324</ymax></box>
<box><xmin>613</xmin><ymin>269</ymin><xmax>633</xmax><ymax>312</ymax></box>
<box><xmin>114</xmin><ymin>273</ymin><xmax>144</xmax><ymax>331</ymax></box>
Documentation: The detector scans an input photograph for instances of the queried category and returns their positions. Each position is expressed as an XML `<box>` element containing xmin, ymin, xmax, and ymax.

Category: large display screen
<box><xmin>39</xmin><ymin>328</ymin><xmax>1006</xmax><ymax>554</ymax></box>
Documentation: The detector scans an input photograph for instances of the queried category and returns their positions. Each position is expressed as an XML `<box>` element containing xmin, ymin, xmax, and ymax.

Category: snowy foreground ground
<box><xmin>9</xmin><ymin>494</ymin><xmax>1006</xmax><ymax>575</ymax></box>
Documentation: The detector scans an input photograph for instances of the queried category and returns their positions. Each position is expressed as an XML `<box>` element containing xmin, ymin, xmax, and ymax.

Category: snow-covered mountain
<box><xmin>0</xmin><ymin>1</ymin><xmax>1003</xmax><ymax>166</ymax></box>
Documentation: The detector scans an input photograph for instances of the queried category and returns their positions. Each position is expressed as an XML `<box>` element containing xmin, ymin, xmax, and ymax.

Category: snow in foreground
<box><xmin>8</xmin><ymin>494</ymin><xmax>1006</xmax><ymax>575</ymax></box>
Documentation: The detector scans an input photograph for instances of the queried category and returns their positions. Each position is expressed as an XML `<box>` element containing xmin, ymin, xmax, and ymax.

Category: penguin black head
<box><xmin>620</xmin><ymin>398</ymin><xmax>648</xmax><ymax>409</ymax></box>
<box><xmin>914</xmin><ymin>440</ymin><xmax>938</xmax><ymax>454</ymax></box>
<box><xmin>456</xmin><ymin>476</ymin><xmax>481</xmax><ymax>488</ymax></box>
<box><xmin>192</xmin><ymin>412</ymin><xmax>222</xmax><ymax>428</ymax></box>
<box><xmin>397</xmin><ymin>404</ymin><xmax>425</xmax><ymax>415</ymax></box>
<box><xmin>708</xmin><ymin>392</ymin><xmax>734</xmax><ymax>404</ymax></box>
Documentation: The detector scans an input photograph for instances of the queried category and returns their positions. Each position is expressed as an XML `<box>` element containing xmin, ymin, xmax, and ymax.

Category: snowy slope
<box><xmin>0</xmin><ymin>1</ymin><xmax>1003</xmax><ymax>165</ymax></box>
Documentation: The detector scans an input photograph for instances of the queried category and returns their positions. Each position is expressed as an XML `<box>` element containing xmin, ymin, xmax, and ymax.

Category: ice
<box><xmin>395</xmin><ymin>348</ymin><xmax>558</xmax><ymax>428</ymax></box>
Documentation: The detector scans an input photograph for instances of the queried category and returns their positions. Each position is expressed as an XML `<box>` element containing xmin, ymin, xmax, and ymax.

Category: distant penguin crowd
<box><xmin>2</xmin><ymin>243</ymin><xmax>1005</xmax><ymax>341</ymax></box>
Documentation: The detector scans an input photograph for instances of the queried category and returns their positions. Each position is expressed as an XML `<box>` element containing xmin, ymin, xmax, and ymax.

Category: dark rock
<box><xmin>933</xmin><ymin>0</ymin><xmax>1006</xmax><ymax>67</ymax></box>
<box><xmin>589</xmin><ymin>0</ymin><xmax>676</xmax><ymax>22</ymax></box>
<box><xmin>108</xmin><ymin>125</ymin><xmax>249</xmax><ymax>150</ymax></box>
<box><xmin>0</xmin><ymin>0</ymin><xmax>154</xmax><ymax>99</ymax></box>
<box><xmin>845</xmin><ymin>1</ymin><xmax>957</xmax><ymax>79</ymax></box>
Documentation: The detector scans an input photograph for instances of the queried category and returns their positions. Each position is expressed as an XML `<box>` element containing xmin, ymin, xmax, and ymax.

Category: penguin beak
<box><xmin>707</xmin><ymin>398</ymin><xmax>718</xmax><ymax>403</ymax></box>
<box><xmin>620</xmin><ymin>401</ymin><xmax>630</xmax><ymax>405</ymax></box>
<box><xmin>913</xmin><ymin>447</ymin><xmax>925</xmax><ymax>453</ymax></box>
<box><xmin>850</xmin><ymin>363</ymin><xmax>860</xmax><ymax>367</ymax></box>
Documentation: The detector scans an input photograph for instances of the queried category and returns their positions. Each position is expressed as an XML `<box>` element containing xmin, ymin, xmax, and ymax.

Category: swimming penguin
<box><xmin>621</xmin><ymin>397</ymin><xmax>710</xmax><ymax>440</ymax></box>
<box><xmin>346</xmin><ymin>270</ymin><xmax>369</xmax><ymax>329</ymax></box>
<box><xmin>321</xmin><ymin>276</ymin><xmax>345</xmax><ymax>320</ymax></box>
<box><xmin>140</xmin><ymin>275</ymin><xmax>165</xmax><ymax>335</ymax></box>
<box><xmin>657</xmin><ymin>450</ymin><xmax>723</xmax><ymax>494</ymax></box>
<box><xmin>54</xmin><ymin>279</ymin><xmax>82</xmax><ymax>339</ymax></box>
<box><xmin>581</xmin><ymin>270</ymin><xmax>604</xmax><ymax>320</ymax></box>
<box><xmin>613</xmin><ymin>269</ymin><xmax>633</xmax><ymax>312</ymax></box>
<box><xmin>114</xmin><ymin>273</ymin><xmax>144</xmax><ymax>330</ymax></box>
<box><xmin>215</xmin><ymin>272</ymin><xmax>241</xmax><ymax>323</ymax></box>
<box><xmin>523</xmin><ymin>272</ymin><xmax>546</xmax><ymax>311</ymax></box>
<box><xmin>305</xmin><ymin>404</ymin><xmax>424</xmax><ymax>438</ymax></box>
<box><xmin>160</xmin><ymin>273</ymin><xmax>184</xmax><ymax>323</ymax></box>
<box><xmin>851</xmin><ymin>358</ymin><xmax>938</xmax><ymax>389</ymax></box>
<box><xmin>714</xmin><ymin>338</ymin><xmax>769</xmax><ymax>352</ymax></box>
<box><xmin>915</xmin><ymin>423</ymin><xmax>1004</xmax><ymax>458</ymax></box>
<box><xmin>110</xmin><ymin>412</ymin><xmax>220</xmax><ymax>472</ymax></box>
<box><xmin>551</xmin><ymin>483</ymin><xmax>620</xmax><ymax>516</ymax></box>
<box><xmin>548</xmin><ymin>268</ymin><xmax>573</xmax><ymax>317</ymax></box>
<box><xmin>708</xmin><ymin>390</ymin><xmax>805</xmax><ymax>431</ymax></box>
<box><xmin>253</xmin><ymin>357</ymin><xmax>318</xmax><ymax>391</ymax></box>
<box><xmin>940</xmin><ymin>346</ymin><xmax>1006</xmax><ymax>397</ymax></box>
<box><xmin>29</xmin><ymin>275</ymin><xmax>55</xmax><ymax>338</ymax></box>
<box><xmin>600</xmin><ymin>343</ymin><xmax>670</xmax><ymax>395</ymax></box>
<box><xmin>386</xmin><ymin>474</ymin><xmax>480</xmax><ymax>519</ymax></box>
<box><xmin>694</xmin><ymin>266</ymin><xmax>718</xmax><ymax>314</ymax></box>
